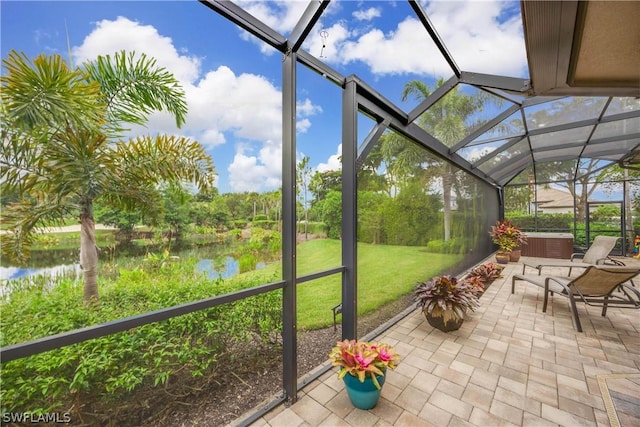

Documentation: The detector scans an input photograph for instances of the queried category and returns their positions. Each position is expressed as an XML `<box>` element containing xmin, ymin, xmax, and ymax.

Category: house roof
<box><xmin>534</xmin><ymin>187</ymin><xmax>575</xmax><ymax>208</ymax></box>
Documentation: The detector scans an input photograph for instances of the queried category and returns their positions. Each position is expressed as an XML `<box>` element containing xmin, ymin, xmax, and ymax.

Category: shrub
<box><xmin>252</xmin><ymin>219</ymin><xmax>277</xmax><ymax>230</ymax></box>
<box><xmin>0</xmin><ymin>262</ymin><xmax>282</xmax><ymax>419</ymax></box>
<box><xmin>425</xmin><ymin>238</ymin><xmax>466</xmax><ymax>254</ymax></box>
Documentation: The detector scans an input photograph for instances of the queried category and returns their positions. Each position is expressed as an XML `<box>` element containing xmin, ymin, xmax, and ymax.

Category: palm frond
<box><xmin>0</xmin><ymin>200</ymin><xmax>74</xmax><ymax>264</ymax></box>
<box><xmin>1</xmin><ymin>50</ymin><xmax>103</xmax><ymax>132</ymax></box>
<box><xmin>83</xmin><ymin>51</ymin><xmax>188</xmax><ymax>133</ymax></box>
<box><xmin>115</xmin><ymin>135</ymin><xmax>216</xmax><ymax>192</ymax></box>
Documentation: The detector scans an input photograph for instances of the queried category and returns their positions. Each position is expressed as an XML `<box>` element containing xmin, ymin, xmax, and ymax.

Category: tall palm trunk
<box><xmin>442</xmin><ymin>166</ymin><xmax>453</xmax><ymax>241</ymax></box>
<box><xmin>80</xmin><ymin>200</ymin><xmax>99</xmax><ymax>302</ymax></box>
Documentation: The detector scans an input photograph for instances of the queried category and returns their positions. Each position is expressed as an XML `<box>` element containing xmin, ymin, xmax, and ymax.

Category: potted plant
<box><xmin>329</xmin><ymin>339</ymin><xmax>400</xmax><ymax>409</ymax></box>
<box><xmin>489</xmin><ymin>220</ymin><xmax>527</xmax><ymax>263</ymax></box>
<box><xmin>413</xmin><ymin>275</ymin><xmax>480</xmax><ymax>332</ymax></box>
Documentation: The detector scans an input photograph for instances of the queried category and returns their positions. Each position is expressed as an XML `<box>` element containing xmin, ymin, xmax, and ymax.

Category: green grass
<box><xmin>243</xmin><ymin>239</ymin><xmax>463</xmax><ymax>330</ymax></box>
<box><xmin>6</xmin><ymin>236</ymin><xmax>462</xmax><ymax>332</ymax></box>
<box><xmin>30</xmin><ymin>230</ymin><xmax>116</xmax><ymax>250</ymax></box>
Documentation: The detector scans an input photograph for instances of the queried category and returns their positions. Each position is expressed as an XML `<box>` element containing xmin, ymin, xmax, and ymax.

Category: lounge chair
<box><xmin>521</xmin><ymin>235</ymin><xmax>621</xmax><ymax>275</ymax></box>
<box><xmin>511</xmin><ymin>265</ymin><xmax>640</xmax><ymax>332</ymax></box>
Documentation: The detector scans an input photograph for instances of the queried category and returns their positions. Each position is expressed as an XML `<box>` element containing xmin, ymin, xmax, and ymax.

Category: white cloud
<box><xmin>460</xmin><ymin>145</ymin><xmax>497</xmax><ymax>163</ymax></box>
<box><xmin>235</xmin><ymin>0</ymin><xmax>309</xmax><ymax>35</ymax></box>
<box><xmin>231</xmin><ymin>0</ymin><xmax>526</xmax><ymax>78</ymax></box>
<box><xmin>297</xmin><ymin>118</ymin><xmax>312</xmax><ymax>133</ymax></box>
<box><xmin>188</xmin><ymin>66</ymin><xmax>282</xmax><ymax>143</ymax></box>
<box><xmin>228</xmin><ymin>150</ymin><xmax>267</xmax><ymax>192</ymax></box>
<box><xmin>72</xmin><ymin>17</ymin><xmax>322</xmax><ymax>192</ymax></box>
<box><xmin>322</xmin><ymin>0</ymin><xmax>527</xmax><ymax>78</ymax></box>
<box><xmin>304</xmin><ymin>21</ymin><xmax>351</xmax><ymax>63</ymax></box>
<box><xmin>234</xmin><ymin>0</ymin><xmax>311</xmax><ymax>55</ymax></box>
<box><xmin>228</xmin><ymin>142</ymin><xmax>282</xmax><ymax>192</ymax></box>
<box><xmin>297</xmin><ymin>98</ymin><xmax>323</xmax><ymax>117</ymax></box>
<box><xmin>353</xmin><ymin>7</ymin><xmax>382</xmax><ymax>21</ymax></box>
<box><xmin>317</xmin><ymin>144</ymin><xmax>342</xmax><ymax>172</ymax></box>
<box><xmin>339</xmin><ymin>18</ymin><xmax>437</xmax><ymax>75</ymax></box>
<box><xmin>73</xmin><ymin>16</ymin><xmax>201</xmax><ymax>83</ymax></box>
<box><xmin>200</xmin><ymin>129</ymin><xmax>226</xmax><ymax>147</ymax></box>
<box><xmin>425</xmin><ymin>1</ymin><xmax>527</xmax><ymax>76</ymax></box>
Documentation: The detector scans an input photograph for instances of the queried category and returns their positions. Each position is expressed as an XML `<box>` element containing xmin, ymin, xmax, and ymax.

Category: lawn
<box><xmin>246</xmin><ymin>239</ymin><xmax>464</xmax><ymax>329</ymax></box>
<box><xmin>6</xmin><ymin>234</ymin><xmax>463</xmax><ymax>331</ymax></box>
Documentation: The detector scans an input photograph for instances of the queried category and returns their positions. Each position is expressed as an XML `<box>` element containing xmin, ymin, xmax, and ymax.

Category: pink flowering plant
<box><xmin>329</xmin><ymin>339</ymin><xmax>400</xmax><ymax>389</ymax></box>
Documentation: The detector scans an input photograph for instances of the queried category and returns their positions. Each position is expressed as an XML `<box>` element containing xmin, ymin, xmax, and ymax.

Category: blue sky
<box><xmin>1</xmin><ymin>0</ymin><xmax>528</xmax><ymax>194</ymax></box>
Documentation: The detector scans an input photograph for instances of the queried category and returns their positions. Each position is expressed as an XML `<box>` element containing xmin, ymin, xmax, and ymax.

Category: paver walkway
<box><xmin>242</xmin><ymin>256</ymin><xmax>640</xmax><ymax>427</ymax></box>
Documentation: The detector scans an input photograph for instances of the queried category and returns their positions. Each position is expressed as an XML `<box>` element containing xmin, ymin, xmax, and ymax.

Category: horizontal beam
<box><xmin>0</xmin><ymin>280</ymin><xmax>285</xmax><ymax>362</ymax></box>
<box><xmin>459</xmin><ymin>71</ymin><xmax>531</xmax><ymax>92</ymax></box>
<box><xmin>199</xmin><ymin>0</ymin><xmax>287</xmax><ymax>52</ymax></box>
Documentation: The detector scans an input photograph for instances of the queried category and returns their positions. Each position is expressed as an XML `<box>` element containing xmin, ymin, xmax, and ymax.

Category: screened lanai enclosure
<box><xmin>1</xmin><ymin>0</ymin><xmax>639</xmax><ymax>425</ymax></box>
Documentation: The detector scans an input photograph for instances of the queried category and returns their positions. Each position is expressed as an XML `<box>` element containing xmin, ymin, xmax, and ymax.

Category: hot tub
<box><xmin>520</xmin><ymin>232</ymin><xmax>574</xmax><ymax>259</ymax></box>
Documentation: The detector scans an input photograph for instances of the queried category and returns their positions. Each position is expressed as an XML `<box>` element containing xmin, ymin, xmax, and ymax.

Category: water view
<box><xmin>0</xmin><ymin>243</ymin><xmax>268</xmax><ymax>283</ymax></box>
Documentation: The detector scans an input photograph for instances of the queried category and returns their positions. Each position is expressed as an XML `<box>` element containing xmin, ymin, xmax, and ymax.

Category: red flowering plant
<box><xmin>489</xmin><ymin>220</ymin><xmax>527</xmax><ymax>252</ymax></box>
<box><xmin>462</xmin><ymin>275</ymin><xmax>486</xmax><ymax>297</ymax></box>
<box><xmin>329</xmin><ymin>339</ymin><xmax>400</xmax><ymax>389</ymax></box>
<box><xmin>467</xmin><ymin>262</ymin><xmax>505</xmax><ymax>284</ymax></box>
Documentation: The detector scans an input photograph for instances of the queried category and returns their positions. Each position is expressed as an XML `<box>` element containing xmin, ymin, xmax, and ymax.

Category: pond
<box><xmin>0</xmin><ymin>242</ymin><xmax>267</xmax><ymax>282</ymax></box>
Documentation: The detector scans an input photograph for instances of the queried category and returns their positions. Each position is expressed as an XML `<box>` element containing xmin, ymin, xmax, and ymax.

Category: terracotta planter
<box><xmin>495</xmin><ymin>252</ymin><xmax>510</xmax><ymax>264</ymax></box>
<box><xmin>425</xmin><ymin>310</ymin><xmax>464</xmax><ymax>332</ymax></box>
<box><xmin>509</xmin><ymin>249</ymin><xmax>521</xmax><ymax>262</ymax></box>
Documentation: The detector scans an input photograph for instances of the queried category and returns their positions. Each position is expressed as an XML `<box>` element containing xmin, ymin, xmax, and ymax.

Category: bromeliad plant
<box><xmin>489</xmin><ymin>220</ymin><xmax>527</xmax><ymax>252</ymax></box>
<box><xmin>413</xmin><ymin>275</ymin><xmax>480</xmax><ymax>323</ymax></box>
<box><xmin>329</xmin><ymin>339</ymin><xmax>400</xmax><ymax>389</ymax></box>
<box><xmin>466</xmin><ymin>262</ymin><xmax>505</xmax><ymax>284</ymax></box>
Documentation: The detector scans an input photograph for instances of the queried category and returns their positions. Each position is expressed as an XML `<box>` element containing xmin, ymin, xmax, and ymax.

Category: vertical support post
<box><xmin>497</xmin><ymin>187</ymin><xmax>505</xmax><ymax>221</ymax></box>
<box><xmin>281</xmin><ymin>50</ymin><xmax>298</xmax><ymax>404</ymax></box>
<box><xmin>341</xmin><ymin>78</ymin><xmax>358</xmax><ymax>340</ymax></box>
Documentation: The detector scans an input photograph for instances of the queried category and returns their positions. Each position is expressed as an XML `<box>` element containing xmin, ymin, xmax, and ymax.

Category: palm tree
<box><xmin>1</xmin><ymin>50</ymin><xmax>216</xmax><ymax>302</ymax></box>
<box><xmin>381</xmin><ymin>78</ymin><xmax>491</xmax><ymax>240</ymax></box>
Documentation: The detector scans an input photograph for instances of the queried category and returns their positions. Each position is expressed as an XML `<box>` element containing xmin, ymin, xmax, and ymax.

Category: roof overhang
<box><xmin>522</xmin><ymin>0</ymin><xmax>640</xmax><ymax>97</ymax></box>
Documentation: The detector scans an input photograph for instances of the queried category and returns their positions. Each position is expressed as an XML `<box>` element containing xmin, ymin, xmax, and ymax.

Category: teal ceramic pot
<box><xmin>342</xmin><ymin>372</ymin><xmax>385</xmax><ymax>410</ymax></box>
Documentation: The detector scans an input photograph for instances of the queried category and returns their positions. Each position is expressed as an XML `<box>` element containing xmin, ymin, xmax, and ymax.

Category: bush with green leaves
<box><xmin>0</xmin><ymin>260</ymin><xmax>282</xmax><ymax>418</ymax></box>
<box><xmin>425</xmin><ymin>238</ymin><xmax>468</xmax><ymax>254</ymax></box>
<box><xmin>507</xmin><ymin>213</ymin><xmax>573</xmax><ymax>232</ymax></box>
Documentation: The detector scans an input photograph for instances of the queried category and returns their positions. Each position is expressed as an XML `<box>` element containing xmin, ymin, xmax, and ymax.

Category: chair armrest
<box><xmin>545</xmin><ymin>277</ymin><xmax>572</xmax><ymax>294</ymax></box>
<box><xmin>602</xmin><ymin>257</ymin><xmax>626</xmax><ymax>266</ymax></box>
<box><xmin>571</xmin><ymin>253</ymin><xmax>585</xmax><ymax>262</ymax></box>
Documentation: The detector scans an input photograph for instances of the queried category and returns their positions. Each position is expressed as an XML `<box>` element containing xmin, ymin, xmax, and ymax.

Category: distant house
<box><xmin>533</xmin><ymin>187</ymin><xmax>575</xmax><ymax>214</ymax></box>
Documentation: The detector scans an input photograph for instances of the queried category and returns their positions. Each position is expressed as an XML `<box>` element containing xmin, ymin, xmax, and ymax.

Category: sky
<box><xmin>1</xmin><ymin>0</ymin><xmax>529</xmax><ymax>194</ymax></box>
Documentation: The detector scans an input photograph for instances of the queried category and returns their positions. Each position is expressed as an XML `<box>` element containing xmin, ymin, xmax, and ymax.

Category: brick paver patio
<box><xmin>238</xmin><ymin>256</ymin><xmax>640</xmax><ymax>427</ymax></box>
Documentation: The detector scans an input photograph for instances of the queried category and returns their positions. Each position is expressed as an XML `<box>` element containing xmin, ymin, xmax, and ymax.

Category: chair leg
<box><xmin>601</xmin><ymin>297</ymin><xmax>608</xmax><ymax>316</ymax></box>
<box><xmin>511</xmin><ymin>276</ymin><xmax>516</xmax><ymax>294</ymax></box>
<box><xmin>568</xmin><ymin>296</ymin><xmax>583</xmax><ymax>332</ymax></box>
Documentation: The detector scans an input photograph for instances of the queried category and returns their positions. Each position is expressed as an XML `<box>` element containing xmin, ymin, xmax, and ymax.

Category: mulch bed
<box><xmin>89</xmin><ymin>294</ymin><xmax>417</xmax><ymax>426</ymax></box>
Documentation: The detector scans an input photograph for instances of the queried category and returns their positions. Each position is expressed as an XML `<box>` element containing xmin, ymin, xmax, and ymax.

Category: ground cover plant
<box><xmin>0</xmin><ymin>261</ymin><xmax>282</xmax><ymax>423</ymax></box>
<box><xmin>0</xmin><ymin>237</ymin><xmax>462</xmax><ymax>423</ymax></box>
